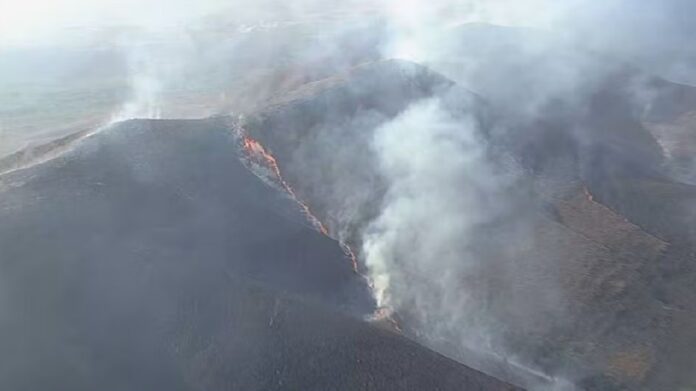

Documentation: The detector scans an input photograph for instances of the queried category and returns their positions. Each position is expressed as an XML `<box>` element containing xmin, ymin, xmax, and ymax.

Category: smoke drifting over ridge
<box><xmin>223</xmin><ymin>2</ymin><xmax>696</xmax><ymax>389</ymax></box>
<box><xmin>3</xmin><ymin>1</ymin><xmax>696</xmax><ymax>390</ymax></box>
<box><xmin>354</xmin><ymin>83</ymin><xmax>576</xmax><ymax>389</ymax></box>
<box><xmin>4</xmin><ymin>0</ymin><xmax>696</xmax><ymax>133</ymax></box>
<box><xmin>363</xmin><ymin>97</ymin><xmax>508</xmax><ymax>309</ymax></box>
<box><xmin>359</xmin><ymin>97</ymin><xmax>555</xmax><ymax>386</ymax></box>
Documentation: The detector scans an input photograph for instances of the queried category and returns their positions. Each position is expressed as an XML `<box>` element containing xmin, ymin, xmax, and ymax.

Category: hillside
<box><xmin>0</xmin><ymin>117</ymin><xmax>518</xmax><ymax>391</ymax></box>
<box><xmin>240</xmin><ymin>59</ymin><xmax>696</xmax><ymax>390</ymax></box>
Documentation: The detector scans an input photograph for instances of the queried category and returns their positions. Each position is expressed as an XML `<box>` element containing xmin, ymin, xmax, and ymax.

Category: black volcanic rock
<box><xmin>0</xmin><ymin>117</ymin><xmax>519</xmax><ymax>391</ymax></box>
<box><xmin>239</xmin><ymin>59</ymin><xmax>696</xmax><ymax>390</ymax></box>
<box><xmin>0</xmin><ymin>118</ymin><xmax>371</xmax><ymax>315</ymax></box>
<box><xmin>243</xmin><ymin>59</ymin><xmax>489</xmax><ymax>241</ymax></box>
<box><xmin>4</xmin><ymin>38</ymin><xmax>696</xmax><ymax>390</ymax></box>
<box><xmin>174</xmin><ymin>273</ymin><xmax>522</xmax><ymax>391</ymax></box>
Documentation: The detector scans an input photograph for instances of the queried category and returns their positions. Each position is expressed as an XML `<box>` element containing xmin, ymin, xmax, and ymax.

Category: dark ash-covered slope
<box><xmin>243</xmin><ymin>59</ymin><xmax>490</xmax><ymax>245</ymax></box>
<box><xmin>0</xmin><ymin>118</ymin><xmax>372</xmax><ymax>315</ymax></box>
<box><xmin>240</xmin><ymin>59</ymin><xmax>696</xmax><ymax>391</ymax></box>
<box><xmin>0</xmin><ymin>117</ymin><xmax>519</xmax><ymax>391</ymax></box>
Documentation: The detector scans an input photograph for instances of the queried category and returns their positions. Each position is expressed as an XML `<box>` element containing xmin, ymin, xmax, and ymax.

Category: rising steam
<box><xmin>4</xmin><ymin>1</ymin><xmax>696</xmax><ymax>390</ymax></box>
<box><xmin>362</xmin><ymin>98</ymin><xmax>499</xmax><ymax>309</ymax></box>
<box><xmin>358</xmin><ymin>98</ymin><xmax>559</xmax><ymax>386</ymax></box>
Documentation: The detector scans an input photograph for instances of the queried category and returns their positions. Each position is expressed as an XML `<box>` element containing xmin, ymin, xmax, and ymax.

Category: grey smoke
<box><xmin>363</xmin><ymin>97</ymin><xmax>507</xmax><ymax>309</ymax></box>
<box><xmin>358</xmin><ymin>91</ymin><xmax>574</xmax><ymax>390</ymax></box>
<box><xmin>3</xmin><ymin>1</ymin><xmax>695</xmax><ymax>390</ymax></box>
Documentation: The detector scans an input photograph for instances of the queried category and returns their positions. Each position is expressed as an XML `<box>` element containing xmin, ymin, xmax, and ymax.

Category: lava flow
<box><xmin>237</xmin><ymin>126</ymin><xmax>402</xmax><ymax>330</ymax></box>
<box><xmin>238</xmin><ymin>130</ymin><xmax>359</xmax><ymax>273</ymax></box>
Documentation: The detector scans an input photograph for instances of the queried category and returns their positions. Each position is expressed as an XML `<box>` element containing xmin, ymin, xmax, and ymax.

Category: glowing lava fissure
<box><xmin>235</xmin><ymin>124</ymin><xmax>402</xmax><ymax>330</ymax></box>
<box><xmin>236</xmin><ymin>126</ymin><xmax>359</xmax><ymax>273</ymax></box>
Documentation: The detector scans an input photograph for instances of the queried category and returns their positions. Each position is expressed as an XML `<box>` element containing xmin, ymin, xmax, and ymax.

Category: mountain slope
<box><xmin>239</xmin><ymin>59</ymin><xmax>696</xmax><ymax>390</ymax></box>
<box><xmin>0</xmin><ymin>117</ymin><xmax>519</xmax><ymax>391</ymax></box>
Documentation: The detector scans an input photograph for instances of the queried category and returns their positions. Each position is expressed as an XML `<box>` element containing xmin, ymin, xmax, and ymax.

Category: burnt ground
<box><xmin>0</xmin><ymin>117</ymin><xmax>518</xmax><ymax>390</ymax></box>
<box><xmin>4</xmin><ymin>33</ymin><xmax>696</xmax><ymax>390</ymax></box>
<box><xmin>242</xmin><ymin>59</ymin><xmax>696</xmax><ymax>390</ymax></box>
<box><xmin>173</xmin><ymin>272</ymin><xmax>522</xmax><ymax>391</ymax></box>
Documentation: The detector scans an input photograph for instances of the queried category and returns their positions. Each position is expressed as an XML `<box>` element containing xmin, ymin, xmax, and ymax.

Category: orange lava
<box><xmin>340</xmin><ymin>243</ymin><xmax>360</xmax><ymax>275</ymax></box>
<box><xmin>241</xmin><ymin>135</ymin><xmax>329</xmax><ymax>236</ymax></box>
<box><xmin>239</xmin><ymin>130</ymin><xmax>401</xmax><ymax>328</ymax></box>
<box><xmin>240</xmin><ymin>132</ymin><xmax>362</xmax><ymax>273</ymax></box>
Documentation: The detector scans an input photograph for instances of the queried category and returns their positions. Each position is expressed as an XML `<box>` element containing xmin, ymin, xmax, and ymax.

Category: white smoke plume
<box><xmin>363</xmin><ymin>97</ymin><xmax>505</xmax><ymax>309</ymax></box>
<box><xmin>358</xmin><ymin>94</ymin><xmax>573</xmax><ymax>389</ymax></box>
<box><xmin>3</xmin><ymin>1</ymin><xmax>696</xmax><ymax>390</ymax></box>
<box><xmin>112</xmin><ymin>45</ymin><xmax>165</xmax><ymax>121</ymax></box>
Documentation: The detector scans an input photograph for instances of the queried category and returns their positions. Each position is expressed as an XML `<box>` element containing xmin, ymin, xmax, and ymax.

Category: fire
<box><xmin>369</xmin><ymin>307</ymin><xmax>403</xmax><ymax>333</ymax></box>
<box><xmin>241</xmin><ymin>134</ymin><xmax>329</xmax><ymax>236</ymax></box>
<box><xmin>237</xmin><ymin>126</ymin><xmax>400</xmax><ymax>331</ymax></box>
<box><xmin>340</xmin><ymin>242</ymin><xmax>360</xmax><ymax>276</ymax></box>
<box><xmin>238</xmin><ymin>130</ymin><xmax>362</xmax><ymax>270</ymax></box>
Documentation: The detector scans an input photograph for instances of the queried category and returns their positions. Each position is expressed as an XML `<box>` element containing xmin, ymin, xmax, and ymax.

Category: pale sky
<box><xmin>2</xmin><ymin>0</ymin><xmax>695</xmax><ymax>84</ymax></box>
<box><xmin>0</xmin><ymin>0</ymin><xmax>562</xmax><ymax>48</ymax></box>
<box><xmin>0</xmin><ymin>0</ymin><xmax>233</xmax><ymax>47</ymax></box>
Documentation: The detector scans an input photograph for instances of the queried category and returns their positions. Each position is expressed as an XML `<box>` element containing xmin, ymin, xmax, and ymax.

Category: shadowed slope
<box><xmin>240</xmin><ymin>59</ymin><xmax>696</xmax><ymax>390</ymax></box>
<box><xmin>0</xmin><ymin>117</ymin><xmax>519</xmax><ymax>391</ymax></box>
